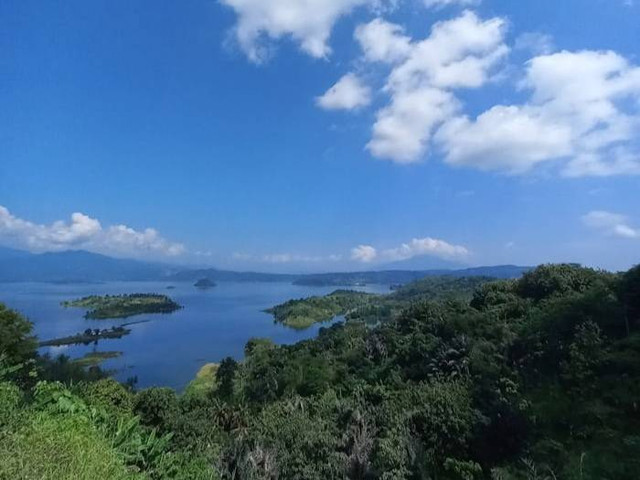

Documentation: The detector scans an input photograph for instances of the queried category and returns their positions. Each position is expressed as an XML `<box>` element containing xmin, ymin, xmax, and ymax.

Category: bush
<box><xmin>0</xmin><ymin>303</ymin><xmax>37</xmax><ymax>382</ymax></box>
<box><xmin>134</xmin><ymin>387</ymin><xmax>179</xmax><ymax>433</ymax></box>
<box><xmin>78</xmin><ymin>378</ymin><xmax>134</xmax><ymax>416</ymax></box>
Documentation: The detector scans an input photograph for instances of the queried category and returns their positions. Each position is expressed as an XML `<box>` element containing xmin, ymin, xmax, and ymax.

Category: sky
<box><xmin>1</xmin><ymin>0</ymin><xmax>639</xmax><ymax>272</ymax></box>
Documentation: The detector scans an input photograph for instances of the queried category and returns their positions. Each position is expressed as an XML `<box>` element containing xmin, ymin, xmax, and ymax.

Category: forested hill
<box><xmin>168</xmin><ymin>265</ymin><xmax>530</xmax><ymax>285</ymax></box>
<box><xmin>2</xmin><ymin>263</ymin><xmax>639</xmax><ymax>479</ymax></box>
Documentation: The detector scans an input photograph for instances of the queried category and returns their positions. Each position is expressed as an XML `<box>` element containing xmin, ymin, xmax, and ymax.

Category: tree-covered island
<box><xmin>39</xmin><ymin>326</ymin><xmax>131</xmax><ymax>347</ymax></box>
<box><xmin>61</xmin><ymin>293</ymin><xmax>182</xmax><ymax>319</ymax></box>
<box><xmin>194</xmin><ymin>278</ymin><xmax>216</xmax><ymax>289</ymax></box>
<box><xmin>265</xmin><ymin>290</ymin><xmax>376</xmax><ymax>329</ymax></box>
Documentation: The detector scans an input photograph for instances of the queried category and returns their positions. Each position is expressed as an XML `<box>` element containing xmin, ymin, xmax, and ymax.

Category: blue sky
<box><xmin>1</xmin><ymin>0</ymin><xmax>639</xmax><ymax>272</ymax></box>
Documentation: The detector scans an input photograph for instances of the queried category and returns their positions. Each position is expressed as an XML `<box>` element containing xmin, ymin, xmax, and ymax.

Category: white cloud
<box><xmin>437</xmin><ymin>50</ymin><xmax>640</xmax><ymax>175</ymax></box>
<box><xmin>582</xmin><ymin>210</ymin><xmax>640</xmax><ymax>239</ymax></box>
<box><xmin>355</xmin><ymin>19</ymin><xmax>411</xmax><ymax>64</ymax></box>
<box><xmin>313</xmin><ymin>10</ymin><xmax>640</xmax><ymax>178</ymax></box>
<box><xmin>368</xmin><ymin>87</ymin><xmax>459</xmax><ymax>162</ymax></box>
<box><xmin>0</xmin><ymin>206</ymin><xmax>185</xmax><ymax>258</ymax></box>
<box><xmin>351</xmin><ymin>245</ymin><xmax>378</xmax><ymax>262</ymax></box>
<box><xmin>351</xmin><ymin>237</ymin><xmax>469</xmax><ymax>263</ymax></box>
<box><xmin>220</xmin><ymin>0</ymin><xmax>391</xmax><ymax>63</ymax></box>
<box><xmin>316</xmin><ymin>73</ymin><xmax>372</xmax><ymax>110</ymax></box>
<box><xmin>423</xmin><ymin>0</ymin><xmax>480</xmax><ymax>9</ymax></box>
<box><xmin>383</xmin><ymin>237</ymin><xmax>470</xmax><ymax>261</ymax></box>
<box><xmin>364</xmin><ymin>11</ymin><xmax>509</xmax><ymax>163</ymax></box>
<box><xmin>435</xmin><ymin>105</ymin><xmax>573</xmax><ymax>173</ymax></box>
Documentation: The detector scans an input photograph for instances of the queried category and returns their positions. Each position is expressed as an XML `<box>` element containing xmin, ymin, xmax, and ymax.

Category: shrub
<box><xmin>134</xmin><ymin>387</ymin><xmax>179</xmax><ymax>433</ymax></box>
<box><xmin>78</xmin><ymin>378</ymin><xmax>134</xmax><ymax>416</ymax></box>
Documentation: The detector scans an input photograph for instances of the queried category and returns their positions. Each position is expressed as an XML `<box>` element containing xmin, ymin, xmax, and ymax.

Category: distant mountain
<box><xmin>291</xmin><ymin>265</ymin><xmax>532</xmax><ymax>287</ymax></box>
<box><xmin>167</xmin><ymin>268</ymin><xmax>298</xmax><ymax>283</ymax></box>
<box><xmin>0</xmin><ymin>247</ymin><xmax>531</xmax><ymax>285</ymax></box>
<box><xmin>0</xmin><ymin>249</ymin><xmax>179</xmax><ymax>282</ymax></box>
<box><xmin>0</xmin><ymin>246</ymin><xmax>31</xmax><ymax>260</ymax></box>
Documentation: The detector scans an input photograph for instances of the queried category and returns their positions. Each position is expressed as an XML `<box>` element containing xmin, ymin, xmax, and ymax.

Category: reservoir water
<box><xmin>0</xmin><ymin>281</ymin><xmax>389</xmax><ymax>390</ymax></box>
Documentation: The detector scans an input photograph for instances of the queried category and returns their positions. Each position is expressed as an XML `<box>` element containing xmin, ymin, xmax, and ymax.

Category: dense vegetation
<box><xmin>292</xmin><ymin>266</ymin><xmax>530</xmax><ymax>286</ymax></box>
<box><xmin>62</xmin><ymin>294</ymin><xmax>182</xmax><ymax>319</ymax></box>
<box><xmin>2</xmin><ymin>263</ymin><xmax>640</xmax><ymax>479</ymax></box>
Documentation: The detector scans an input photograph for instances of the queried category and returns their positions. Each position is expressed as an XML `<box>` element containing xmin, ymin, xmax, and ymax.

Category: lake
<box><xmin>0</xmin><ymin>281</ymin><xmax>390</xmax><ymax>390</ymax></box>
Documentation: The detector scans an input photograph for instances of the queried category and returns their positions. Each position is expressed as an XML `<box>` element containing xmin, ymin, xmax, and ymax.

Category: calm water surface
<box><xmin>0</xmin><ymin>281</ymin><xmax>389</xmax><ymax>390</ymax></box>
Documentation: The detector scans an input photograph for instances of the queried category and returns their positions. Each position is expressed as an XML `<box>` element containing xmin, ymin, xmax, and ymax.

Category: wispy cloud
<box><xmin>233</xmin><ymin>252</ymin><xmax>343</xmax><ymax>264</ymax></box>
<box><xmin>423</xmin><ymin>0</ymin><xmax>480</xmax><ymax>9</ymax></box>
<box><xmin>0</xmin><ymin>205</ymin><xmax>185</xmax><ymax>258</ymax></box>
<box><xmin>582</xmin><ymin>210</ymin><xmax>640</xmax><ymax>239</ymax></box>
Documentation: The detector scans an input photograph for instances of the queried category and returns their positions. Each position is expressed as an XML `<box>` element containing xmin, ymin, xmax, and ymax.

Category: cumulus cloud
<box><xmin>355</xmin><ymin>19</ymin><xmax>412</xmax><ymax>64</ymax></box>
<box><xmin>351</xmin><ymin>245</ymin><xmax>378</xmax><ymax>262</ymax></box>
<box><xmin>582</xmin><ymin>210</ymin><xmax>640</xmax><ymax>239</ymax></box>
<box><xmin>362</xmin><ymin>12</ymin><xmax>509</xmax><ymax>163</ymax></box>
<box><xmin>368</xmin><ymin>87</ymin><xmax>459</xmax><ymax>162</ymax></box>
<box><xmin>435</xmin><ymin>105</ymin><xmax>573</xmax><ymax>173</ymax></box>
<box><xmin>311</xmin><ymin>9</ymin><xmax>640</xmax><ymax>178</ymax></box>
<box><xmin>437</xmin><ymin>50</ymin><xmax>640</xmax><ymax>176</ymax></box>
<box><xmin>0</xmin><ymin>206</ymin><xmax>186</xmax><ymax>258</ymax></box>
<box><xmin>220</xmin><ymin>0</ymin><xmax>392</xmax><ymax>63</ymax></box>
<box><xmin>316</xmin><ymin>73</ymin><xmax>372</xmax><ymax>110</ymax></box>
<box><xmin>351</xmin><ymin>237</ymin><xmax>469</xmax><ymax>263</ymax></box>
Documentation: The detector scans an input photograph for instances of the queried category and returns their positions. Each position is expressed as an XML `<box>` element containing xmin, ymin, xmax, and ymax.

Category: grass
<box><xmin>0</xmin><ymin>412</ymin><xmax>141</xmax><ymax>479</ymax></box>
<box><xmin>72</xmin><ymin>351</ymin><xmax>122</xmax><ymax>367</ymax></box>
<box><xmin>184</xmin><ymin>363</ymin><xmax>219</xmax><ymax>398</ymax></box>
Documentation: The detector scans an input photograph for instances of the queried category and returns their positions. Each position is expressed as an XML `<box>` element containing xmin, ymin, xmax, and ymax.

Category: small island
<box><xmin>72</xmin><ymin>351</ymin><xmax>122</xmax><ymax>367</ymax></box>
<box><xmin>61</xmin><ymin>293</ymin><xmax>182</xmax><ymax>319</ymax></box>
<box><xmin>265</xmin><ymin>290</ymin><xmax>375</xmax><ymax>329</ymax></box>
<box><xmin>194</xmin><ymin>278</ymin><xmax>216</xmax><ymax>289</ymax></box>
<box><xmin>39</xmin><ymin>326</ymin><xmax>131</xmax><ymax>347</ymax></box>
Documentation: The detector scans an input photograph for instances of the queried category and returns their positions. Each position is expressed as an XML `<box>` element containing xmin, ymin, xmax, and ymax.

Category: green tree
<box><xmin>216</xmin><ymin>357</ymin><xmax>239</xmax><ymax>400</ymax></box>
<box><xmin>0</xmin><ymin>303</ymin><xmax>36</xmax><ymax>369</ymax></box>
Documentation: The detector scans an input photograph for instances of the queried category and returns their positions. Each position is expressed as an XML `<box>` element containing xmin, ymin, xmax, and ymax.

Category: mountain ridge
<box><xmin>0</xmin><ymin>247</ymin><xmax>531</xmax><ymax>284</ymax></box>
